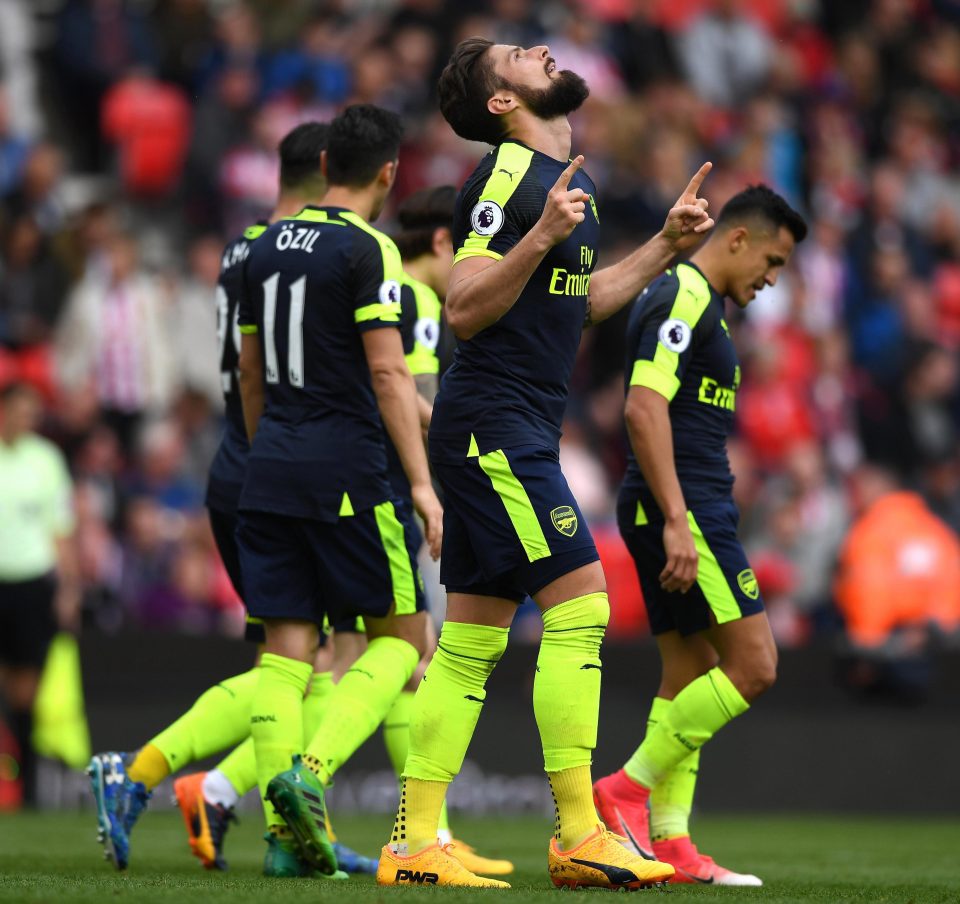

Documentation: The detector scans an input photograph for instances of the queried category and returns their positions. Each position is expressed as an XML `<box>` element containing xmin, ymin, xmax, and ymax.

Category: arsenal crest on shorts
<box><xmin>550</xmin><ymin>505</ymin><xmax>578</xmax><ymax>537</ymax></box>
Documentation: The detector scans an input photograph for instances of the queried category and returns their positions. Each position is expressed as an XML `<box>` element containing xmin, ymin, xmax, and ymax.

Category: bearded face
<box><xmin>503</xmin><ymin>68</ymin><xmax>590</xmax><ymax>121</ymax></box>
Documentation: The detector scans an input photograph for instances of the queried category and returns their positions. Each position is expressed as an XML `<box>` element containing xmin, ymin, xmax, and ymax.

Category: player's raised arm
<box><xmin>445</xmin><ymin>156</ymin><xmax>587</xmax><ymax>341</ymax></box>
<box><xmin>585</xmin><ymin>162</ymin><xmax>714</xmax><ymax>326</ymax></box>
<box><xmin>363</xmin><ymin>328</ymin><xmax>443</xmax><ymax>559</ymax></box>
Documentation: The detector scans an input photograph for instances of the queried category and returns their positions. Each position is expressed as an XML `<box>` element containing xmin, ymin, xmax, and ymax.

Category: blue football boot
<box><xmin>332</xmin><ymin>841</ymin><xmax>378</xmax><ymax>874</ymax></box>
<box><xmin>87</xmin><ymin>752</ymin><xmax>151</xmax><ymax>869</ymax></box>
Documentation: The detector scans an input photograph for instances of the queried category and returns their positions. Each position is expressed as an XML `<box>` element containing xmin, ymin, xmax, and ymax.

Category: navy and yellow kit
<box><xmin>430</xmin><ymin>140</ymin><xmax>601</xmax><ymax>599</ymax></box>
<box><xmin>618</xmin><ymin>262</ymin><xmax>763</xmax><ymax>635</ymax></box>
<box><xmin>235</xmin><ymin>206</ymin><xmax>425</xmax><ymax>626</ymax></box>
<box><xmin>205</xmin><ymin>222</ymin><xmax>267</xmax><ymax>640</ymax></box>
<box><xmin>384</xmin><ymin>272</ymin><xmax>441</xmax><ymax>503</ymax></box>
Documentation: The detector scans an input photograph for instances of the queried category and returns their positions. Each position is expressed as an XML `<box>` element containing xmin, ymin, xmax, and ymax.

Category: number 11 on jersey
<box><xmin>261</xmin><ymin>272</ymin><xmax>306</xmax><ymax>388</ymax></box>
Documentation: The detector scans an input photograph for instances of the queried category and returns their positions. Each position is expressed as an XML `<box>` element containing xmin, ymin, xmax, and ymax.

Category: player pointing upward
<box><xmin>378</xmin><ymin>37</ymin><xmax>713</xmax><ymax>890</ymax></box>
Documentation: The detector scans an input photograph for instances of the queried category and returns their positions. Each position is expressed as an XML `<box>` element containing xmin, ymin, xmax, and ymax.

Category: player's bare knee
<box><xmin>725</xmin><ymin>657</ymin><xmax>776</xmax><ymax>702</ymax></box>
<box><xmin>389</xmin><ymin>614</ymin><xmax>429</xmax><ymax>659</ymax></box>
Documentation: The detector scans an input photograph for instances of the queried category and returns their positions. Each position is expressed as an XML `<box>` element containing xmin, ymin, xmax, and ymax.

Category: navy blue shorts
<box><xmin>618</xmin><ymin>496</ymin><xmax>764</xmax><ymax>637</ymax></box>
<box><xmin>237</xmin><ymin>499</ymin><xmax>426</xmax><ymax>628</ymax></box>
<box><xmin>209</xmin><ymin>506</ymin><xmax>267</xmax><ymax>645</ymax></box>
<box><xmin>433</xmin><ymin>444</ymin><xmax>599</xmax><ymax>602</ymax></box>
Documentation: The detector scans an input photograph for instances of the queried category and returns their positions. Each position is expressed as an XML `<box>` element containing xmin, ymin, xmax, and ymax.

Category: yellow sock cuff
<box><xmin>260</xmin><ymin>652</ymin><xmax>314</xmax><ymax>686</ymax></box>
<box><xmin>541</xmin><ymin>592</ymin><xmax>610</xmax><ymax>633</ymax></box>
<box><xmin>392</xmin><ymin>776</ymin><xmax>449</xmax><ymax>853</ymax></box>
<box><xmin>548</xmin><ymin>764</ymin><xmax>597</xmax><ymax>850</ymax></box>
<box><xmin>536</xmin><ymin>594</ymin><xmax>609</xmax><ymax>773</ymax></box>
<box><xmin>126</xmin><ymin>743</ymin><xmax>171</xmax><ymax>789</ymax></box>
<box><xmin>706</xmin><ymin>668</ymin><xmax>750</xmax><ymax>719</ymax></box>
<box><xmin>647</xmin><ymin>696</ymin><xmax>670</xmax><ymax>728</ymax></box>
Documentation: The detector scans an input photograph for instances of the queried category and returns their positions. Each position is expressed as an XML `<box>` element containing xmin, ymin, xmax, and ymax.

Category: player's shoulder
<box><xmin>401</xmin><ymin>272</ymin><xmax>441</xmax><ymax>316</ymax></box>
<box><xmin>634</xmin><ymin>268</ymin><xmax>682</xmax><ymax>318</ymax></box>
<box><xmin>219</xmin><ymin>221</ymin><xmax>267</xmax><ymax>276</ymax></box>
<box><xmin>461</xmin><ymin>141</ymin><xmax>544</xmax><ymax>202</ymax></box>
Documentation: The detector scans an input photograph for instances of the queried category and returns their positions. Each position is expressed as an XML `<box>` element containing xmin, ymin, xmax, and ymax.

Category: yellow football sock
<box><xmin>396</xmin><ymin>621</ymin><xmax>509</xmax><ymax>852</ymax></box>
<box><xmin>126</xmin><ymin>743</ymin><xmax>169</xmax><ymax>789</ymax></box>
<box><xmin>135</xmin><ymin>668</ymin><xmax>260</xmax><ymax>787</ymax></box>
<box><xmin>647</xmin><ymin>696</ymin><xmax>699</xmax><ymax>841</ymax></box>
<box><xmin>548</xmin><ymin>765</ymin><xmax>598</xmax><ymax>850</ymax></box>
<box><xmin>251</xmin><ymin>653</ymin><xmax>312</xmax><ymax>828</ymax></box>
<box><xmin>215</xmin><ymin>738</ymin><xmax>257</xmax><ymax>798</ymax></box>
<box><xmin>303</xmin><ymin>637</ymin><xmax>418</xmax><ymax>785</ymax></box>
<box><xmin>302</xmin><ymin>671</ymin><xmax>334</xmax><ymax>741</ymax></box>
<box><xmin>390</xmin><ymin>776</ymin><xmax>448</xmax><ymax>855</ymax></box>
<box><xmin>534</xmin><ymin>594</ymin><xmax>609</xmax><ymax>849</ymax></box>
<box><xmin>625</xmin><ymin>668</ymin><xmax>748</xmax><ymax>790</ymax></box>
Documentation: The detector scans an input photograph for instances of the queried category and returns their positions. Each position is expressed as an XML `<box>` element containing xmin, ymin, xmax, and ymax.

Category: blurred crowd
<box><xmin>1</xmin><ymin>0</ymin><xmax>959</xmax><ymax>695</ymax></box>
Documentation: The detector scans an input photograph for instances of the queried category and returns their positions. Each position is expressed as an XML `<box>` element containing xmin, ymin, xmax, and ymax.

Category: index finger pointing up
<box><xmin>554</xmin><ymin>154</ymin><xmax>585</xmax><ymax>190</ymax></box>
<box><xmin>682</xmin><ymin>161</ymin><xmax>713</xmax><ymax>199</ymax></box>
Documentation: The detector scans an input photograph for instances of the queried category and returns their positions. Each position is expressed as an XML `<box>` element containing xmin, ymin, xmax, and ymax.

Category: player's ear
<box><xmin>320</xmin><ymin>149</ymin><xmax>328</xmax><ymax>179</ymax></box>
<box><xmin>432</xmin><ymin>226</ymin><xmax>453</xmax><ymax>257</ymax></box>
<box><xmin>380</xmin><ymin>159</ymin><xmax>398</xmax><ymax>189</ymax></box>
<box><xmin>487</xmin><ymin>90</ymin><xmax>517</xmax><ymax>117</ymax></box>
<box><xmin>728</xmin><ymin>225</ymin><xmax>749</xmax><ymax>255</ymax></box>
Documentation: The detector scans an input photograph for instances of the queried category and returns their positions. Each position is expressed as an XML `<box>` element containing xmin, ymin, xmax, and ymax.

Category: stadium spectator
<box><xmin>676</xmin><ymin>0</ymin><xmax>773</xmax><ymax>109</ymax></box>
<box><xmin>0</xmin><ymin>83</ymin><xmax>33</xmax><ymax>198</ymax></box>
<box><xmin>834</xmin><ymin>463</ymin><xmax>960</xmax><ymax>701</ymax></box>
<box><xmin>54</xmin><ymin>233</ymin><xmax>176</xmax><ymax>455</ymax></box>
<box><xmin>100</xmin><ymin>71</ymin><xmax>192</xmax><ymax>198</ymax></box>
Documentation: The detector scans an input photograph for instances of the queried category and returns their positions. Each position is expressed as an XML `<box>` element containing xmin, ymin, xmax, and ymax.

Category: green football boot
<box><xmin>263</xmin><ymin>833</ymin><xmax>348</xmax><ymax>880</ymax></box>
<box><xmin>265</xmin><ymin>756</ymin><xmax>338</xmax><ymax>876</ymax></box>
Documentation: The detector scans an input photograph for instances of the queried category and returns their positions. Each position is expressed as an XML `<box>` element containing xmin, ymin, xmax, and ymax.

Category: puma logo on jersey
<box><xmin>497</xmin><ymin>167</ymin><xmax>519</xmax><ymax>181</ymax></box>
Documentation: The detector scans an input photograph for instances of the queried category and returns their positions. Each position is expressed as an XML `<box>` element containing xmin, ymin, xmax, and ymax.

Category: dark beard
<box><xmin>507</xmin><ymin>69</ymin><xmax>589</xmax><ymax>120</ymax></box>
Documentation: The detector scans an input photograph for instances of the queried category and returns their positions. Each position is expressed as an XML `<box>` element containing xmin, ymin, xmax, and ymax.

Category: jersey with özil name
<box><xmin>620</xmin><ymin>262</ymin><xmax>740</xmax><ymax>520</ymax></box>
<box><xmin>237</xmin><ymin>205</ymin><xmax>404</xmax><ymax>521</ymax></box>
<box><xmin>429</xmin><ymin>140</ymin><xmax>600</xmax><ymax>462</ymax></box>
<box><xmin>206</xmin><ymin>221</ymin><xmax>267</xmax><ymax>514</ymax></box>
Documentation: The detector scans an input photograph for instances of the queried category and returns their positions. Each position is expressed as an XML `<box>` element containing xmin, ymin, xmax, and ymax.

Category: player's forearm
<box><xmin>415</xmin><ymin>391</ymin><xmax>433</xmax><ymax>432</ymax></box>
<box><xmin>238</xmin><ymin>334</ymin><xmax>265</xmax><ymax>441</ymax></box>
<box><xmin>238</xmin><ymin>371</ymin><xmax>265</xmax><ymax>442</ymax></box>
<box><xmin>587</xmin><ymin>233</ymin><xmax>674</xmax><ymax>325</ymax></box>
<box><xmin>414</xmin><ymin>372</ymin><xmax>438</xmax><ymax>407</ymax></box>
<box><xmin>626</xmin><ymin>393</ymin><xmax>687</xmax><ymax>523</ymax></box>
<box><xmin>373</xmin><ymin>366</ymin><xmax>433</xmax><ymax>489</ymax></box>
<box><xmin>445</xmin><ymin>232</ymin><xmax>553</xmax><ymax>340</ymax></box>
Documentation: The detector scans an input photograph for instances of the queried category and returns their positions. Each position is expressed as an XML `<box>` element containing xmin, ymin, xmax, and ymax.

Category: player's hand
<box><xmin>411</xmin><ymin>482</ymin><xmax>443</xmax><ymax>560</ymax></box>
<box><xmin>660</xmin><ymin>162</ymin><xmax>714</xmax><ymax>254</ymax></box>
<box><xmin>534</xmin><ymin>155</ymin><xmax>587</xmax><ymax>247</ymax></box>
<box><xmin>660</xmin><ymin>515</ymin><xmax>698</xmax><ymax>593</ymax></box>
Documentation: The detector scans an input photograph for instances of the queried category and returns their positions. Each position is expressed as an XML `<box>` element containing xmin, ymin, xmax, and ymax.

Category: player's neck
<box><xmin>320</xmin><ymin>185</ymin><xmax>381</xmax><ymax>222</ymax></box>
<box><xmin>506</xmin><ymin>113</ymin><xmax>572</xmax><ymax>162</ymax></box>
<box><xmin>402</xmin><ymin>255</ymin><xmax>437</xmax><ymax>293</ymax></box>
<box><xmin>271</xmin><ymin>192</ymin><xmax>319</xmax><ymax>222</ymax></box>
<box><xmin>689</xmin><ymin>247</ymin><xmax>727</xmax><ymax>297</ymax></box>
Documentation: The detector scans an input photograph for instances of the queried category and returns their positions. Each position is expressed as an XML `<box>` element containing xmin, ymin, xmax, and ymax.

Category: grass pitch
<box><xmin>0</xmin><ymin>811</ymin><xmax>957</xmax><ymax>903</ymax></box>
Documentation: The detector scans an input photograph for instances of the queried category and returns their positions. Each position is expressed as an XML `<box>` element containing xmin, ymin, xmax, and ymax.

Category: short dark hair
<box><xmin>437</xmin><ymin>37</ymin><xmax>507</xmax><ymax>145</ymax></box>
<box><xmin>393</xmin><ymin>185</ymin><xmax>457</xmax><ymax>259</ymax></box>
<box><xmin>716</xmin><ymin>184</ymin><xmax>808</xmax><ymax>243</ymax></box>
<box><xmin>325</xmin><ymin>104</ymin><xmax>404</xmax><ymax>188</ymax></box>
<box><xmin>0</xmin><ymin>380</ymin><xmax>38</xmax><ymax>404</ymax></box>
<box><xmin>278</xmin><ymin>122</ymin><xmax>329</xmax><ymax>189</ymax></box>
